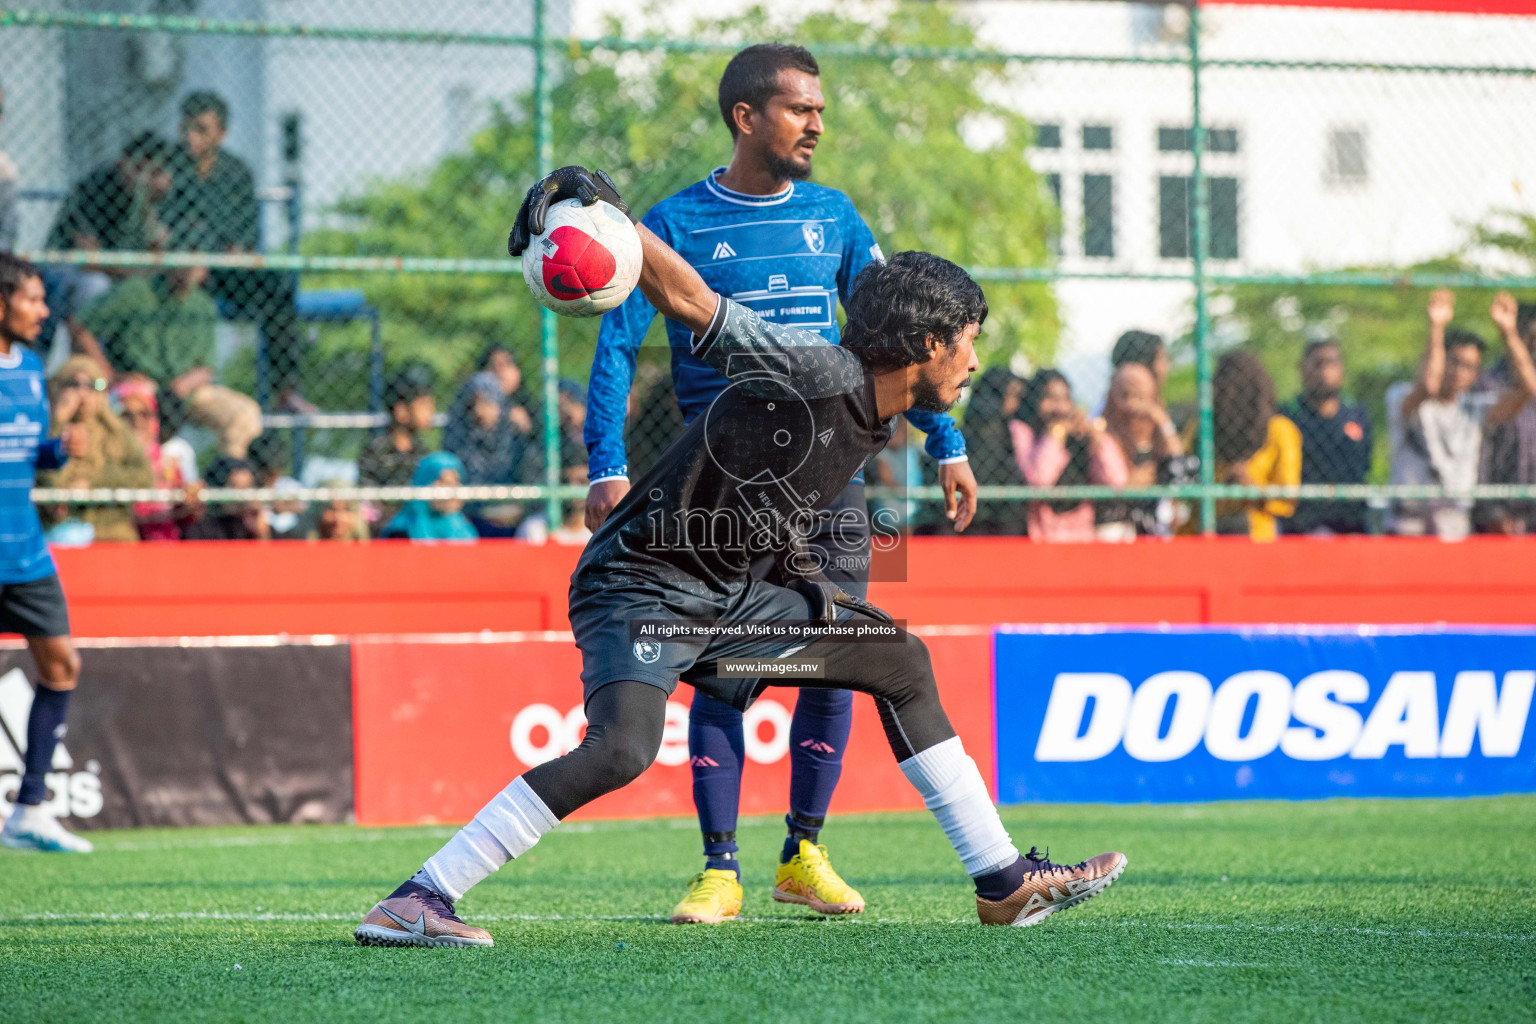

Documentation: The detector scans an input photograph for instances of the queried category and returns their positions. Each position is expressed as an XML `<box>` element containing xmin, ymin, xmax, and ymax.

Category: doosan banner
<box><xmin>994</xmin><ymin>627</ymin><xmax>1536</xmax><ymax>804</ymax></box>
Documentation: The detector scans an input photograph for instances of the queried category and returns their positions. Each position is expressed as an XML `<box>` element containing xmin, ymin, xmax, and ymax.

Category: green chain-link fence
<box><xmin>4</xmin><ymin>1</ymin><xmax>1536</xmax><ymax>541</ymax></box>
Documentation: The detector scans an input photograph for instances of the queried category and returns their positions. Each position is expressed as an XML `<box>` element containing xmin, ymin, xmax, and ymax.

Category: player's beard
<box><xmin>765</xmin><ymin>148</ymin><xmax>813</xmax><ymax>182</ymax></box>
<box><xmin>910</xmin><ymin>372</ymin><xmax>967</xmax><ymax>413</ymax></box>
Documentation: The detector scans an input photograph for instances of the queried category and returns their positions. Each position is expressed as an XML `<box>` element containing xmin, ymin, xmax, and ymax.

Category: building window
<box><xmin>1083</xmin><ymin>174</ymin><xmax>1115</xmax><ymax>258</ymax></box>
<box><xmin>1157</xmin><ymin>126</ymin><xmax>1238</xmax><ymax>154</ymax></box>
<box><xmin>1207</xmin><ymin>128</ymin><xmax>1240</xmax><ymax>154</ymax></box>
<box><xmin>1326</xmin><ymin>127</ymin><xmax>1367</xmax><ymax>185</ymax></box>
<box><xmin>1156</xmin><ymin>123</ymin><xmax>1243</xmax><ymax>262</ymax></box>
<box><xmin>1158</xmin><ymin>175</ymin><xmax>1239</xmax><ymax>260</ymax></box>
<box><xmin>1158</xmin><ymin>127</ymin><xmax>1193</xmax><ymax>153</ymax></box>
<box><xmin>1044</xmin><ymin>172</ymin><xmax>1062</xmax><ymax>256</ymax></box>
<box><xmin>1082</xmin><ymin>124</ymin><xmax>1114</xmax><ymax>151</ymax></box>
<box><xmin>1028</xmin><ymin>119</ymin><xmax>1117</xmax><ymax>262</ymax></box>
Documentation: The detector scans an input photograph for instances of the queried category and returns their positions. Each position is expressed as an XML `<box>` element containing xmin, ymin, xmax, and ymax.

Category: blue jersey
<box><xmin>585</xmin><ymin>168</ymin><xmax>968</xmax><ymax>481</ymax></box>
<box><xmin>0</xmin><ymin>346</ymin><xmax>63</xmax><ymax>583</ymax></box>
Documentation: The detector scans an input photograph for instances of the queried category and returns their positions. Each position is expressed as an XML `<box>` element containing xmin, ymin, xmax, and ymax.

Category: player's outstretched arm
<box><xmin>633</xmin><ymin>221</ymin><xmax>718</xmax><ymax>338</ymax></box>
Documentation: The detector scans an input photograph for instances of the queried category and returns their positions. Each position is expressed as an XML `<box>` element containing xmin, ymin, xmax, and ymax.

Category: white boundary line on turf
<box><xmin>1056</xmin><ymin>919</ymin><xmax>1535</xmax><ymax>942</ymax></box>
<box><xmin>6</xmin><ymin>912</ymin><xmax>1530</xmax><ymax>941</ymax></box>
<box><xmin>97</xmin><ymin>818</ymin><xmax>704</xmax><ymax>852</ymax></box>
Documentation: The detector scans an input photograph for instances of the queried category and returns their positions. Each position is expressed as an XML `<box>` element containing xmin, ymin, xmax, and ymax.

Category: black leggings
<box><xmin>521</xmin><ymin>626</ymin><xmax>955</xmax><ymax>820</ymax></box>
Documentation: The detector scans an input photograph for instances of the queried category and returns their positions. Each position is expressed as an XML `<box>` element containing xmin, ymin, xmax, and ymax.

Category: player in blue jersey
<box><xmin>0</xmin><ymin>254</ymin><xmax>91</xmax><ymax>853</ymax></box>
<box><xmin>583</xmin><ymin>45</ymin><xmax>979</xmax><ymax>923</ymax></box>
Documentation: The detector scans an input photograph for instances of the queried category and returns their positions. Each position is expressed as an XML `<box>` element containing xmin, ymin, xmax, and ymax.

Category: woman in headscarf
<box><xmin>39</xmin><ymin>356</ymin><xmax>152</xmax><ymax>543</ymax></box>
<box><xmin>1008</xmin><ymin>368</ymin><xmax>1128</xmax><ymax>542</ymax></box>
<box><xmin>444</xmin><ymin>372</ymin><xmax>520</xmax><ymax>486</ymax></box>
<box><xmin>458</xmin><ymin>342</ymin><xmax>537</xmax><ymax>480</ymax></box>
<box><xmin>111</xmin><ymin>377</ymin><xmax>201</xmax><ymax>540</ymax></box>
<box><xmin>960</xmin><ymin>364</ymin><xmax>1030</xmax><ymax>536</ymax></box>
<box><xmin>379</xmin><ymin>452</ymin><xmax>478</xmax><ymax>541</ymax></box>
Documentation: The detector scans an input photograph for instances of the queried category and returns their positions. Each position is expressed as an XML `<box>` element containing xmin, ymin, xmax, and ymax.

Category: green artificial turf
<box><xmin>1</xmin><ymin>797</ymin><xmax>1532</xmax><ymax>1023</ymax></box>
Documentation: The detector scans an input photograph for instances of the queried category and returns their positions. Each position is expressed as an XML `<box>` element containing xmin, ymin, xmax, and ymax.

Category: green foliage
<box><xmin>305</xmin><ymin>2</ymin><xmax>1060</xmax><ymax>400</ymax></box>
<box><xmin>1473</xmin><ymin>210</ymin><xmax>1536</xmax><ymax>267</ymax></box>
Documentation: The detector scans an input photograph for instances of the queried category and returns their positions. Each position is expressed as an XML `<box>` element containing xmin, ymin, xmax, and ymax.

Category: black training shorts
<box><xmin>0</xmin><ymin>573</ymin><xmax>71</xmax><ymax>638</ymax></box>
<box><xmin>568</xmin><ymin>578</ymin><xmax>851</xmax><ymax>710</ymax></box>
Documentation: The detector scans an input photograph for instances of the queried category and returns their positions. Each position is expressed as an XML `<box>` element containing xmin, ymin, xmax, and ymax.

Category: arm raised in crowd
<box><xmin>1487</xmin><ymin>291</ymin><xmax>1536</xmax><ymax>427</ymax></box>
<box><xmin>1401</xmin><ymin>287</ymin><xmax>1453</xmax><ymax>421</ymax></box>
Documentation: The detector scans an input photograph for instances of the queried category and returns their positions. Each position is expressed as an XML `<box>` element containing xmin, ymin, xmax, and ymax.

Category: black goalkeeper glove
<box><xmin>507</xmin><ymin>165</ymin><xmax>633</xmax><ymax>257</ymax></box>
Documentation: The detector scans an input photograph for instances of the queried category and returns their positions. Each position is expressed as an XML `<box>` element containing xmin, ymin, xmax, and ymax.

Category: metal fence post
<box><xmin>534</xmin><ymin>0</ymin><xmax>561</xmax><ymax>529</ymax></box>
<box><xmin>1189</xmin><ymin>2</ymin><xmax>1216</xmax><ymax>535</ymax></box>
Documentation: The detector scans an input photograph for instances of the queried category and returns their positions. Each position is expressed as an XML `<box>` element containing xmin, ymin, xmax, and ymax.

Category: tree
<box><xmin>303</xmin><ymin>3</ymin><xmax>1060</xmax><ymax>411</ymax></box>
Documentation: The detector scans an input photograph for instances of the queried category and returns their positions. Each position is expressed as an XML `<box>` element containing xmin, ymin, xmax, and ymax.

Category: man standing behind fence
<box><xmin>163</xmin><ymin>92</ymin><xmax>305</xmax><ymax>412</ymax></box>
<box><xmin>583</xmin><ymin>44</ymin><xmax>978</xmax><ymax>926</ymax></box>
<box><xmin>1282</xmin><ymin>339</ymin><xmax>1372</xmax><ymax>535</ymax></box>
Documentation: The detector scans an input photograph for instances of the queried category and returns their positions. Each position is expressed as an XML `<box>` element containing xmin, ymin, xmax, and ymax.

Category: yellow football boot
<box><xmin>772</xmin><ymin>840</ymin><xmax>865</xmax><ymax>915</ymax></box>
<box><xmin>669</xmin><ymin>868</ymin><xmax>743</xmax><ymax>924</ymax></box>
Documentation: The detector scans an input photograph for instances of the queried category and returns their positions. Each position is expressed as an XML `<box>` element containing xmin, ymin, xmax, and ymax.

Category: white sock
<box><xmin>420</xmin><ymin>777</ymin><xmax>559</xmax><ymax>900</ymax></box>
<box><xmin>898</xmin><ymin>736</ymin><xmax>1019</xmax><ymax>878</ymax></box>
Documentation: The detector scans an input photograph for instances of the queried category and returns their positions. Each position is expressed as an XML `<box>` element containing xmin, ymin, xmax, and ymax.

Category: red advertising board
<box><xmin>54</xmin><ymin>537</ymin><xmax>1536</xmax><ymax>640</ymax></box>
<box><xmin>351</xmin><ymin>629</ymin><xmax>993</xmax><ymax>826</ymax></box>
<box><xmin>1203</xmin><ymin>1</ymin><xmax>1536</xmax><ymax>13</ymax></box>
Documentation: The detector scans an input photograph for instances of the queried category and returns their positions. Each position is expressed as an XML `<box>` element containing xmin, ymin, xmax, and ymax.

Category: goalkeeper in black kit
<box><xmin>354</xmin><ymin>167</ymin><xmax>1127</xmax><ymax>947</ymax></box>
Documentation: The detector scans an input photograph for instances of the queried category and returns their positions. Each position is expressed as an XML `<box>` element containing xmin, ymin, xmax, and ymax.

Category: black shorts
<box><xmin>568</xmin><ymin>578</ymin><xmax>852</xmax><ymax>711</ymax></box>
<box><xmin>0</xmin><ymin>574</ymin><xmax>71</xmax><ymax>638</ymax></box>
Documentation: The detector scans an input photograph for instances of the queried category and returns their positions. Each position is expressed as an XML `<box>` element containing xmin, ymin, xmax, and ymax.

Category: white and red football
<box><xmin>521</xmin><ymin>198</ymin><xmax>642</xmax><ymax>318</ymax></box>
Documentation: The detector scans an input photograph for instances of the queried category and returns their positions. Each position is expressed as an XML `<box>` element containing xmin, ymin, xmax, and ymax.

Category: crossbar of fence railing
<box><xmin>34</xmin><ymin>484</ymin><xmax>1536</xmax><ymax>505</ymax></box>
<box><xmin>17</xmin><ymin>186</ymin><xmax>296</xmax><ymax>204</ymax></box>
<box><xmin>33</xmin><ymin>485</ymin><xmax>591</xmax><ymax>504</ymax></box>
<box><xmin>259</xmin><ymin>412</ymin><xmax>448</xmax><ymax>429</ymax></box>
<box><xmin>15</xmin><ymin>249</ymin><xmax>1536</xmax><ymax>291</ymax></box>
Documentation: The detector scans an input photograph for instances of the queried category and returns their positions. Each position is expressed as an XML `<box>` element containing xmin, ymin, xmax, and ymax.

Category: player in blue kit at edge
<box><xmin>583</xmin><ymin>45</ymin><xmax>979</xmax><ymax>923</ymax></box>
<box><xmin>0</xmin><ymin>254</ymin><xmax>91</xmax><ymax>854</ymax></box>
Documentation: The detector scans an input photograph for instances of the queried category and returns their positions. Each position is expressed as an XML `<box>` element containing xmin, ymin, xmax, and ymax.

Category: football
<box><xmin>521</xmin><ymin>198</ymin><xmax>642</xmax><ymax>317</ymax></box>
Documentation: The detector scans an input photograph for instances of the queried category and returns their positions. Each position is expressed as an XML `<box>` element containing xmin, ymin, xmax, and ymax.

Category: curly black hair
<box><xmin>841</xmin><ymin>251</ymin><xmax>987</xmax><ymax>372</ymax></box>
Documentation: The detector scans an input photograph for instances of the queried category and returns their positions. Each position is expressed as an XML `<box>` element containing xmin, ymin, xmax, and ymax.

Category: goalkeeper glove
<box><xmin>508</xmin><ymin>165</ymin><xmax>632</xmax><ymax>257</ymax></box>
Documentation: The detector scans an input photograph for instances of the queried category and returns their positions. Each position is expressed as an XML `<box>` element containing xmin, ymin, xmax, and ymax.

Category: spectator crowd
<box><xmin>3</xmin><ymin>78</ymin><xmax>1535</xmax><ymax>544</ymax></box>
<box><xmin>953</xmin><ymin>290</ymin><xmax>1536</xmax><ymax>541</ymax></box>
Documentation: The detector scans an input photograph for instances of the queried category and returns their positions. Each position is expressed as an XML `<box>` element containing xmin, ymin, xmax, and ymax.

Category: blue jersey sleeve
<box><xmin>583</xmin><ymin>209</ymin><xmax>666</xmax><ymax>481</ymax></box>
<box><xmin>837</xmin><ymin>195</ymin><xmax>882</xmax><ymax>300</ymax></box>
<box><xmin>835</xmin><ymin>196</ymin><xmax>968</xmax><ymax>463</ymax></box>
<box><xmin>35</xmin><ymin>438</ymin><xmax>65</xmax><ymax>472</ymax></box>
